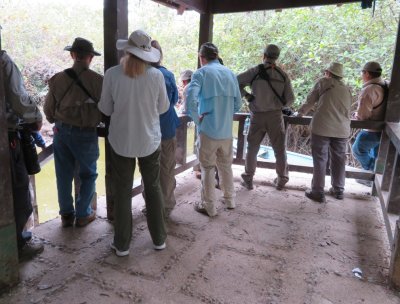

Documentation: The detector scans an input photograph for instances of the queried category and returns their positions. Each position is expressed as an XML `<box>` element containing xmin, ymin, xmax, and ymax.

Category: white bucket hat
<box><xmin>116</xmin><ymin>30</ymin><xmax>160</xmax><ymax>63</ymax></box>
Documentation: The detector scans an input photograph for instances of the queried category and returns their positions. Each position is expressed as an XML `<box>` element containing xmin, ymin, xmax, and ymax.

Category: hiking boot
<box><xmin>61</xmin><ymin>213</ymin><xmax>75</xmax><ymax>227</ymax></box>
<box><xmin>329</xmin><ymin>187</ymin><xmax>344</xmax><ymax>200</ymax></box>
<box><xmin>194</xmin><ymin>202</ymin><xmax>217</xmax><ymax>217</ymax></box>
<box><xmin>241</xmin><ymin>173</ymin><xmax>253</xmax><ymax>190</ymax></box>
<box><xmin>305</xmin><ymin>189</ymin><xmax>326</xmax><ymax>203</ymax></box>
<box><xmin>274</xmin><ymin>177</ymin><xmax>288</xmax><ymax>190</ymax></box>
<box><xmin>18</xmin><ymin>240</ymin><xmax>44</xmax><ymax>262</ymax></box>
<box><xmin>356</xmin><ymin>179</ymin><xmax>373</xmax><ymax>187</ymax></box>
<box><xmin>110</xmin><ymin>243</ymin><xmax>129</xmax><ymax>257</ymax></box>
<box><xmin>75</xmin><ymin>211</ymin><xmax>96</xmax><ymax>227</ymax></box>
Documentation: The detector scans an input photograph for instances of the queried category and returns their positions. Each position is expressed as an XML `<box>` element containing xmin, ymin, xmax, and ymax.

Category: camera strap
<box><xmin>250</xmin><ymin>64</ymin><xmax>287</xmax><ymax>106</ymax></box>
<box><xmin>64</xmin><ymin>68</ymin><xmax>99</xmax><ymax>104</ymax></box>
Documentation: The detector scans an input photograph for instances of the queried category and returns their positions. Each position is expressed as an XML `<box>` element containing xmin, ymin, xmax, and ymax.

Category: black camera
<box><xmin>245</xmin><ymin>93</ymin><xmax>255</xmax><ymax>103</ymax></box>
<box><xmin>20</xmin><ymin>126</ymin><xmax>41</xmax><ymax>175</ymax></box>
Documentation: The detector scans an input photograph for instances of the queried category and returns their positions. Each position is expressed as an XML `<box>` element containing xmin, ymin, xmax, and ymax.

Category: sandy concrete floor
<box><xmin>1</xmin><ymin>166</ymin><xmax>400</xmax><ymax>304</ymax></box>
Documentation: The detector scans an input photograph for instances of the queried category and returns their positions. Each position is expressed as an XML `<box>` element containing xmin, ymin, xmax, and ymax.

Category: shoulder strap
<box><xmin>64</xmin><ymin>68</ymin><xmax>98</xmax><ymax>104</ymax></box>
<box><xmin>257</xmin><ymin>64</ymin><xmax>287</xmax><ymax>106</ymax></box>
<box><xmin>370</xmin><ymin>82</ymin><xmax>389</xmax><ymax>110</ymax></box>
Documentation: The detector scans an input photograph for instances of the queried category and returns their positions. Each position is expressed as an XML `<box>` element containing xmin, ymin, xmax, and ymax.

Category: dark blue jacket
<box><xmin>157</xmin><ymin>66</ymin><xmax>180</xmax><ymax>140</ymax></box>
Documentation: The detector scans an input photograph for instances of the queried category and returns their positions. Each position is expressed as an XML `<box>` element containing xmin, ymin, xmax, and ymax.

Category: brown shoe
<box><xmin>61</xmin><ymin>213</ymin><xmax>75</xmax><ymax>227</ymax></box>
<box><xmin>305</xmin><ymin>189</ymin><xmax>326</xmax><ymax>203</ymax></box>
<box><xmin>241</xmin><ymin>173</ymin><xmax>253</xmax><ymax>190</ymax></box>
<box><xmin>274</xmin><ymin>177</ymin><xmax>288</xmax><ymax>191</ymax></box>
<box><xmin>76</xmin><ymin>211</ymin><xmax>96</xmax><ymax>227</ymax></box>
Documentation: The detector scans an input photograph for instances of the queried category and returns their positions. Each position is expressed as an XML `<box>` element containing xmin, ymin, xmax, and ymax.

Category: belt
<box><xmin>56</xmin><ymin>122</ymin><xmax>97</xmax><ymax>132</ymax></box>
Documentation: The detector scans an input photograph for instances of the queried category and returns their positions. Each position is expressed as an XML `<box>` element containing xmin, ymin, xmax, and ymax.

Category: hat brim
<box><xmin>64</xmin><ymin>46</ymin><xmax>101</xmax><ymax>56</ymax></box>
<box><xmin>326</xmin><ymin>69</ymin><xmax>343</xmax><ymax>78</ymax></box>
<box><xmin>116</xmin><ymin>39</ymin><xmax>160</xmax><ymax>63</ymax></box>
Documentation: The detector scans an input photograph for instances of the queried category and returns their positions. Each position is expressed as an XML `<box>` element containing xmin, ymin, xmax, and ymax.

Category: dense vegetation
<box><xmin>1</xmin><ymin>0</ymin><xmax>398</xmax><ymax>107</ymax></box>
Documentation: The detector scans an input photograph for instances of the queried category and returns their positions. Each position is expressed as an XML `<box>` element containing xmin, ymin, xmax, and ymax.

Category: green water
<box><xmin>36</xmin><ymin>125</ymin><xmax>198</xmax><ymax>223</ymax></box>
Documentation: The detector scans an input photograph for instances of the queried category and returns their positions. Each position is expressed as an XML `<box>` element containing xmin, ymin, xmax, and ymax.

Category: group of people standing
<box><xmin>3</xmin><ymin>28</ymin><xmax>387</xmax><ymax>261</ymax></box>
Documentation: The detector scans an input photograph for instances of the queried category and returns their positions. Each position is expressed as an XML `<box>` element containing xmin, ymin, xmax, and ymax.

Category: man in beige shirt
<box><xmin>298</xmin><ymin>62</ymin><xmax>352</xmax><ymax>203</ymax></box>
<box><xmin>352</xmin><ymin>62</ymin><xmax>387</xmax><ymax>184</ymax></box>
<box><xmin>237</xmin><ymin>44</ymin><xmax>295</xmax><ymax>190</ymax></box>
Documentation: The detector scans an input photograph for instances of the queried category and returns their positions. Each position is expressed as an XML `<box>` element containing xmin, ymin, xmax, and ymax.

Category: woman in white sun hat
<box><xmin>99</xmin><ymin>29</ymin><xmax>169</xmax><ymax>257</ymax></box>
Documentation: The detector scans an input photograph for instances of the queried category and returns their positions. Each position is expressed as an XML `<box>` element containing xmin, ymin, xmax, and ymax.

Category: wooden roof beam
<box><xmin>152</xmin><ymin>0</ymin><xmax>207</xmax><ymax>14</ymax></box>
<box><xmin>210</xmin><ymin>0</ymin><xmax>359</xmax><ymax>14</ymax></box>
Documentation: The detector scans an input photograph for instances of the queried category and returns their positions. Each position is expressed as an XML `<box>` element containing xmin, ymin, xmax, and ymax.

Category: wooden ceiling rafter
<box><xmin>153</xmin><ymin>0</ymin><xmax>360</xmax><ymax>15</ymax></box>
<box><xmin>152</xmin><ymin>0</ymin><xmax>206</xmax><ymax>14</ymax></box>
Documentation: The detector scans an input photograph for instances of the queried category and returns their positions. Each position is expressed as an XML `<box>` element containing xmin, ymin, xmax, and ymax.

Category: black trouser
<box><xmin>9</xmin><ymin>132</ymin><xmax>32</xmax><ymax>249</ymax></box>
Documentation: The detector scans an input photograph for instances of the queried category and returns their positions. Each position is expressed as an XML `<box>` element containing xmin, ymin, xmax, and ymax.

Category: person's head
<box><xmin>150</xmin><ymin>40</ymin><xmax>163</xmax><ymax>66</ymax></box>
<box><xmin>116</xmin><ymin>29</ymin><xmax>160</xmax><ymax>78</ymax></box>
<box><xmin>362</xmin><ymin>61</ymin><xmax>382</xmax><ymax>83</ymax></box>
<box><xmin>64</xmin><ymin>37</ymin><xmax>101</xmax><ymax>67</ymax></box>
<box><xmin>263</xmin><ymin>44</ymin><xmax>280</xmax><ymax>63</ymax></box>
<box><xmin>198</xmin><ymin>42</ymin><xmax>219</xmax><ymax>66</ymax></box>
<box><xmin>180</xmin><ymin>69</ymin><xmax>193</xmax><ymax>86</ymax></box>
<box><xmin>324</xmin><ymin>62</ymin><xmax>344</xmax><ymax>80</ymax></box>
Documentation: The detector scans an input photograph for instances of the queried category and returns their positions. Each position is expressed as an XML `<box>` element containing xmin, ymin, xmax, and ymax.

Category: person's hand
<box><xmin>25</xmin><ymin>121</ymin><xmax>42</xmax><ymax>131</ymax></box>
<box><xmin>34</xmin><ymin>121</ymin><xmax>43</xmax><ymax>131</ymax></box>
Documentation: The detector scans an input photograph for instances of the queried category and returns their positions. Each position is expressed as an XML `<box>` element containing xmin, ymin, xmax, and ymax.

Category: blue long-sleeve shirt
<box><xmin>157</xmin><ymin>66</ymin><xmax>180</xmax><ymax>140</ymax></box>
<box><xmin>186</xmin><ymin>60</ymin><xmax>242</xmax><ymax>140</ymax></box>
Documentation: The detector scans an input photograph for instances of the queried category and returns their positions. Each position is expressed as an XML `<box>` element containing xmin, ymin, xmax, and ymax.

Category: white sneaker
<box><xmin>154</xmin><ymin>242</ymin><xmax>166</xmax><ymax>250</ymax></box>
<box><xmin>110</xmin><ymin>243</ymin><xmax>129</xmax><ymax>257</ymax></box>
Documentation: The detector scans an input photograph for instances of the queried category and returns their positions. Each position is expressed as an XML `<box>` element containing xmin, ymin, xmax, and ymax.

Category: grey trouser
<box><xmin>311</xmin><ymin>133</ymin><xmax>347</xmax><ymax>193</ymax></box>
<box><xmin>110</xmin><ymin>146</ymin><xmax>166</xmax><ymax>251</ymax></box>
<box><xmin>160</xmin><ymin>137</ymin><xmax>177</xmax><ymax>211</ymax></box>
<box><xmin>244</xmin><ymin>111</ymin><xmax>289</xmax><ymax>182</ymax></box>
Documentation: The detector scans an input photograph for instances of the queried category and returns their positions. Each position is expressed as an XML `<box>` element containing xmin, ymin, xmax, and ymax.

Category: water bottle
<box><xmin>243</xmin><ymin>116</ymin><xmax>250</xmax><ymax>136</ymax></box>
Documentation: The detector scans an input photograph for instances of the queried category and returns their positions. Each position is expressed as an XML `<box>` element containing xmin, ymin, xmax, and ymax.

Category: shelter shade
<box><xmin>153</xmin><ymin>0</ymin><xmax>359</xmax><ymax>14</ymax></box>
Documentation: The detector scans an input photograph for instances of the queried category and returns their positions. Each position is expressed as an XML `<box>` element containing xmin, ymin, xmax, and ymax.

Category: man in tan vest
<box><xmin>298</xmin><ymin>62</ymin><xmax>352</xmax><ymax>203</ymax></box>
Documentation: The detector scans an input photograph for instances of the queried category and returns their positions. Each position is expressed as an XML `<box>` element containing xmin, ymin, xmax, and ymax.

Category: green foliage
<box><xmin>213</xmin><ymin>1</ymin><xmax>399</xmax><ymax>108</ymax></box>
<box><xmin>0</xmin><ymin>0</ymin><xmax>399</xmax><ymax>108</ymax></box>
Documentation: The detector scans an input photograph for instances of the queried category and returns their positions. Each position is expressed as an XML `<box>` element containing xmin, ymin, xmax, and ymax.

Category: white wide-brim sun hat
<box><xmin>116</xmin><ymin>29</ymin><xmax>160</xmax><ymax>63</ymax></box>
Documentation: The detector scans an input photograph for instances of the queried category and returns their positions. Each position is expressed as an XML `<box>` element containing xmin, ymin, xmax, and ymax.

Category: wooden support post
<box><xmin>376</xmin><ymin>131</ymin><xmax>390</xmax><ymax>175</ymax></box>
<box><xmin>0</xmin><ymin>54</ymin><xmax>19</xmax><ymax>290</ymax></box>
<box><xmin>385</xmin><ymin>13</ymin><xmax>400</xmax><ymax>124</ymax></box>
<box><xmin>390</xmin><ymin>220</ymin><xmax>400</xmax><ymax>289</ymax></box>
<box><xmin>382</xmin><ymin>141</ymin><xmax>397</xmax><ymax>192</ymax></box>
<box><xmin>104</xmin><ymin>0</ymin><xmax>128</xmax><ymax>221</ymax></box>
<box><xmin>387</xmin><ymin>152</ymin><xmax>400</xmax><ymax>214</ymax></box>
<box><xmin>198</xmin><ymin>11</ymin><xmax>213</xmax><ymax>67</ymax></box>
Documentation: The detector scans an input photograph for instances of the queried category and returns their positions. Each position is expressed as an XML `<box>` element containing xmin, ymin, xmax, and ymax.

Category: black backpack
<box><xmin>372</xmin><ymin>82</ymin><xmax>389</xmax><ymax>110</ymax></box>
<box><xmin>250</xmin><ymin>64</ymin><xmax>287</xmax><ymax>106</ymax></box>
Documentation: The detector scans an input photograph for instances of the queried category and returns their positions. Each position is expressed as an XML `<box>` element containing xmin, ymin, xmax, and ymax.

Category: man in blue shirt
<box><xmin>187</xmin><ymin>42</ymin><xmax>242</xmax><ymax>217</ymax></box>
<box><xmin>150</xmin><ymin>40</ymin><xmax>180</xmax><ymax>217</ymax></box>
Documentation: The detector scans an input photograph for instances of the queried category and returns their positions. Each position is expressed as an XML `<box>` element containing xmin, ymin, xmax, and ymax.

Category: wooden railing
<box><xmin>372</xmin><ymin>122</ymin><xmax>400</xmax><ymax>289</ymax></box>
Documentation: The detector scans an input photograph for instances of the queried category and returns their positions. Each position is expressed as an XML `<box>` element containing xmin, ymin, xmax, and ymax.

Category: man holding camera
<box><xmin>1</xmin><ymin>50</ymin><xmax>44</xmax><ymax>261</ymax></box>
<box><xmin>237</xmin><ymin>44</ymin><xmax>295</xmax><ymax>190</ymax></box>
